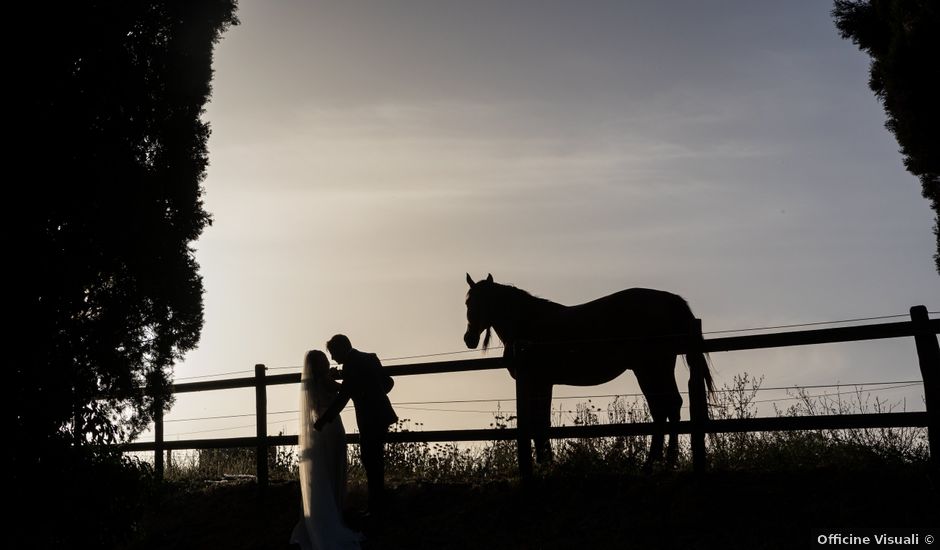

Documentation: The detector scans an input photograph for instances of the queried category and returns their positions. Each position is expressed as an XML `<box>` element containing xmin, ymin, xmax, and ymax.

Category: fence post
<box><xmin>911</xmin><ymin>306</ymin><xmax>940</xmax><ymax>468</ymax></box>
<box><xmin>514</xmin><ymin>349</ymin><xmax>533</xmax><ymax>484</ymax></box>
<box><xmin>154</xmin><ymin>394</ymin><xmax>164</xmax><ymax>481</ymax></box>
<box><xmin>255</xmin><ymin>364</ymin><xmax>269</xmax><ymax>489</ymax></box>
<box><xmin>688</xmin><ymin>318</ymin><xmax>708</xmax><ymax>473</ymax></box>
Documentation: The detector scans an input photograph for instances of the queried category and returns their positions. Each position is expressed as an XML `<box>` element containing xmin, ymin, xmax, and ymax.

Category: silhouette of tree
<box><xmin>832</xmin><ymin>1</ymin><xmax>940</xmax><ymax>275</ymax></box>
<box><xmin>11</xmin><ymin>2</ymin><xmax>236</xmax><ymax>543</ymax></box>
<box><xmin>5</xmin><ymin>0</ymin><xmax>237</xmax><ymax>548</ymax></box>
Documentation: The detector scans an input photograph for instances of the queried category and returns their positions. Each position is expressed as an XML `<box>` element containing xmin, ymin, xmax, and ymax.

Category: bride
<box><xmin>291</xmin><ymin>350</ymin><xmax>363</xmax><ymax>550</ymax></box>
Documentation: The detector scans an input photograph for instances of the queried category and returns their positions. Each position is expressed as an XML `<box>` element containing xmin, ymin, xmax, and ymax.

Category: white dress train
<box><xmin>291</xmin><ymin>373</ymin><xmax>363</xmax><ymax>549</ymax></box>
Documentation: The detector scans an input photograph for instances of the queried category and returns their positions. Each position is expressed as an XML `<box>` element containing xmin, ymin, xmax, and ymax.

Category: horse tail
<box><xmin>687</xmin><ymin>349</ymin><xmax>715</xmax><ymax>396</ymax></box>
<box><xmin>681</xmin><ymin>298</ymin><xmax>715</xmax><ymax>401</ymax></box>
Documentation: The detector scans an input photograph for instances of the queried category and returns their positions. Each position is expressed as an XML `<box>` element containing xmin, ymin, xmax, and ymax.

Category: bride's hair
<box><xmin>303</xmin><ymin>350</ymin><xmax>330</xmax><ymax>383</ymax></box>
<box><xmin>301</xmin><ymin>350</ymin><xmax>339</xmax><ymax>418</ymax></box>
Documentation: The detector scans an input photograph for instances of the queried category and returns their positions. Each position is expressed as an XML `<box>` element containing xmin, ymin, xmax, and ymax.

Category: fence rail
<box><xmin>123</xmin><ymin>306</ymin><xmax>939</xmax><ymax>485</ymax></box>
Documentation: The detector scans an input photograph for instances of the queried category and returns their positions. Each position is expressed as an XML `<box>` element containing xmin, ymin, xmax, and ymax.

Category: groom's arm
<box><xmin>313</xmin><ymin>387</ymin><xmax>350</xmax><ymax>431</ymax></box>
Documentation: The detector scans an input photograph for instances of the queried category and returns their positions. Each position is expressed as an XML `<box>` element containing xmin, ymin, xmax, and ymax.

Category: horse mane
<box><xmin>481</xmin><ymin>282</ymin><xmax>562</xmax><ymax>351</ymax></box>
<box><xmin>490</xmin><ymin>282</ymin><xmax>559</xmax><ymax>313</ymax></box>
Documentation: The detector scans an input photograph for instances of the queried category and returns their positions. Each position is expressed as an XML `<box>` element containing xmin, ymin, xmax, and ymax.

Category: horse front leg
<box><xmin>513</xmin><ymin>360</ymin><xmax>534</xmax><ymax>481</ymax></box>
<box><xmin>531</xmin><ymin>382</ymin><xmax>554</xmax><ymax>464</ymax></box>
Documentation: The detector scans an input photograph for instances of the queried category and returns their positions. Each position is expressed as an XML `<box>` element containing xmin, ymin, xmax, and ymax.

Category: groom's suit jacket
<box><xmin>321</xmin><ymin>349</ymin><xmax>398</xmax><ymax>434</ymax></box>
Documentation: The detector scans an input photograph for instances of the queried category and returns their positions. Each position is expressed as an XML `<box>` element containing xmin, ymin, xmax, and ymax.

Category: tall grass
<box><xmin>162</xmin><ymin>372</ymin><xmax>929</xmax><ymax>483</ymax></box>
<box><xmin>707</xmin><ymin>372</ymin><xmax>928</xmax><ymax>470</ymax></box>
<box><xmin>163</xmin><ymin>436</ymin><xmax>297</xmax><ymax>483</ymax></box>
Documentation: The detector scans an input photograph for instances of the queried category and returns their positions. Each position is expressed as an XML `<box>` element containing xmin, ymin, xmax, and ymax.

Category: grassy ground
<box><xmin>125</xmin><ymin>463</ymin><xmax>938</xmax><ymax>550</ymax></box>
<box><xmin>124</xmin><ymin>377</ymin><xmax>938</xmax><ymax>549</ymax></box>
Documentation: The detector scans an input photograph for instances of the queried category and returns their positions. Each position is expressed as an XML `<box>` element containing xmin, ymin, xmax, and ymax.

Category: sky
<box><xmin>144</xmin><ymin>0</ymin><xmax>938</xmax><ymax>444</ymax></box>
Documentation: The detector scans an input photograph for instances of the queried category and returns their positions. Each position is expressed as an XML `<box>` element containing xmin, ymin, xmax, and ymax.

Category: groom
<box><xmin>314</xmin><ymin>334</ymin><xmax>397</xmax><ymax>515</ymax></box>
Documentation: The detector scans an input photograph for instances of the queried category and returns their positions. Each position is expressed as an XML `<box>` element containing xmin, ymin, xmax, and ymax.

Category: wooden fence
<box><xmin>123</xmin><ymin>305</ymin><xmax>939</xmax><ymax>485</ymax></box>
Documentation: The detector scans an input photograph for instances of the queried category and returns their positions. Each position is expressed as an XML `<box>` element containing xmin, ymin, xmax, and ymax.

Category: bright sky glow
<box><xmin>145</xmin><ymin>1</ymin><xmax>937</xmax><ymax>443</ymax></box>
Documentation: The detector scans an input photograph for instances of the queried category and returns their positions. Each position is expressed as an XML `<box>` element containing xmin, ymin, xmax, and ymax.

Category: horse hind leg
<box><xmin>531</xmin><ymin>382</ymin><xmax>554</xmax><ymax>463</ymax></box>
<box><xmin>636</xmin><ymin>357</ymin><xmax>681</xmax><ymax>472</ymax></box>
<box><xmin>664</xmin><ymin>367</ymin><xmax>682</xmax><ymax>468</ymax></box>
<box><xmin>643</xmin><ymin>408</ymin><xmax>667</xmax><ymax>473</ymax></box>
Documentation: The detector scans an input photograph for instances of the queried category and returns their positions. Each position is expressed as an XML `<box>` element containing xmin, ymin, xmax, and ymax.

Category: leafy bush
<box><xmin>17</xmin><ymin>441</ymin><xmax>157</xmax><ymax>549</ymax></box>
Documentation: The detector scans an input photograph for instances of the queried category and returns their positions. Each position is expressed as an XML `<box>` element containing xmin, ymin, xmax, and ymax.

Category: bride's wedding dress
<box><xmin>291</xmin><ymin>356</ymin><xmax>363</xmax><ymax>550</ymax></box>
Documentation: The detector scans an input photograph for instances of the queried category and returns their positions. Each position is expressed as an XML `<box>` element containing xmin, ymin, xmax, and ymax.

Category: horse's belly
<box><xmin>526</xmin><ymin>344</ymin><xmax>676</xmax><ymax>385</ymax></box>
<box><xmin>553</xmin><ymin>362</ymin><xmax>627</xmax><ymax>386</ymax></box>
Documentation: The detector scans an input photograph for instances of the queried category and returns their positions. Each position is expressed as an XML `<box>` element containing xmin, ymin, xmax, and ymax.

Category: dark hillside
<box><xmin>127</xmin><ymin>465</ymin><xmax>938</xmax><ymax>550</ymax></box>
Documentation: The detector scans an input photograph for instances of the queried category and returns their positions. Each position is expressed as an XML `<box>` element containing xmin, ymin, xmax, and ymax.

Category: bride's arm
<box><xmin>323</xmin><ymin>376</ymin><xmax>341</xmax><ymax>394</ymax></box>
<box><xmin>313</xmin><ymin>384</ymin><xmax>350</xmax><ymax>430</ymax></box>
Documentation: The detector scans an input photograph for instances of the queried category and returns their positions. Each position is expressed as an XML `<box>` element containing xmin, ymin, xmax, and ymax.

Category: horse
<box><xmin>463</xmin><ymin>273</ymin><xmax>714</xmax><ymax>470</ymax></box>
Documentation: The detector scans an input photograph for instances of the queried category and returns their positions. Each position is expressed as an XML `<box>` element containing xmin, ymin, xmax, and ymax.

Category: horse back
<box><xmin>525</xmin><ymin>287</ymin><xmax>693</xmax><ymax>341</ymax></box>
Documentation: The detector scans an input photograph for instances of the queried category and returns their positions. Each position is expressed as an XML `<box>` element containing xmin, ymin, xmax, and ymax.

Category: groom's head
<box><xmin>326</xmin><ymin>334</ymin><xmax>353</xmax><ymax>364</ymax></box>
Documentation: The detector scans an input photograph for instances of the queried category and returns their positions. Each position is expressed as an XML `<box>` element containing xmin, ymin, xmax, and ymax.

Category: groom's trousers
<box><xmin>359</xmin><ymin>427</ymin><xmax>388</xmax><ymax>512</ymax></box>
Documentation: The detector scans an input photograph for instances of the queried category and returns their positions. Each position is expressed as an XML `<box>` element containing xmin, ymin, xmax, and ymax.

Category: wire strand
<box><xmin>152</xmin><ymin>380</ymin><xmax>924</xmax><ymax>425</ymax></box>
<box><xmin>150</xmin><ymin>381</ymin><xmax>925</xmax><ymax>437</ymax></box>
<box><xmin>701</xmin><ymin>314</ymin><xmax>918</xmax><ymax>334</ymax></box>
<box><xmin>175</xmin><ymin>369</ymin><xmax>254</xmax><ymax>381</ymax></box>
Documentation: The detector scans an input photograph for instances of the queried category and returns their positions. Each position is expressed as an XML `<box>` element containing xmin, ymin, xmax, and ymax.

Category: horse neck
<box><xmin>490</xmin><ymin>285</ymin><xmax>562</xmax><ymax>344</ymax></box>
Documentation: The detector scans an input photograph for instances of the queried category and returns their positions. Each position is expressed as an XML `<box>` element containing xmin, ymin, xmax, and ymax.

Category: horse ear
<box><xmin>486</xmin><ymin>273</ymin><xmax>493</xmax><ymax>283</ymax></box>
<box><xmin>466</xmin><ymin>273</ymin><xmax>475</xmax><ymax>288</ymax></box>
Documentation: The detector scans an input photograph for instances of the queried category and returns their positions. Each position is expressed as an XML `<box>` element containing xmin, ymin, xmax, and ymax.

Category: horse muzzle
<box><xmin>464</xmin><ymin>330</ymin><xmax>480</xmax><ymax>349</ymax></box>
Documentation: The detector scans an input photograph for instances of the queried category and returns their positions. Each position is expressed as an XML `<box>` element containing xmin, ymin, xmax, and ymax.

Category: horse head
<box><xmin>464</xmin><ymin>273</ymin><xmax>495</xmax><ymax>350</ymax></box>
